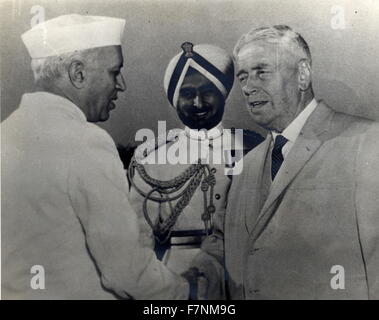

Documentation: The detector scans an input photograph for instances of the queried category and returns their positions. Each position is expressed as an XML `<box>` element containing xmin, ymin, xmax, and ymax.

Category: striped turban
<box><xmin>163</xmin><ymin>42</ymin><xmax>234</xmax><ymax>108</ymax></box>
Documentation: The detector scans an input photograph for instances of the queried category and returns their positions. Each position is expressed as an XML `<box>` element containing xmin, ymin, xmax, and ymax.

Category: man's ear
<box><xmin>298</xmin><ymin>59</ymin><xmax>311</xmax><ymax>91</ymax></box>
<box><xmin>68</xmin><ymin>60</ymin><xmax>86</xmax><ymax>89</ymax></box>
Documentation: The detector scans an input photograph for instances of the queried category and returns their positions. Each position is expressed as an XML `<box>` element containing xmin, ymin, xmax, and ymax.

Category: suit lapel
<box><xmin>248</xmin><ymin>101</ymin><xmax>335</xmax><ymax>240</ymax></box>
<box><xmin>244</xmin><ymin>135</ymin><xmax>272</xmax><ymax>233</ymax></box>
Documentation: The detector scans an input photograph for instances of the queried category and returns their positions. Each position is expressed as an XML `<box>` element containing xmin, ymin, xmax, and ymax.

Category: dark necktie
<box><xmin>271</xmin><ymin>135</ymin><xmax>288</xmax><ymax>180</ymax></box>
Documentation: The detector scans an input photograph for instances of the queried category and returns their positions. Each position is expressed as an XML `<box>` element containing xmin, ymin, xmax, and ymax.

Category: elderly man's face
<box><xmin>236</xmin><ymin>40</ymin><xmax>301</xmax><ymax>132</ymax></box>
<box><xmin>176</xmin><ymin>69</ymin><xmax>225</xmax><ymax>130</ymax></box>
<box><xmin>85</xmin><ymin>45</ymin><xmax>126</xmax><ymax>122</ymax></box>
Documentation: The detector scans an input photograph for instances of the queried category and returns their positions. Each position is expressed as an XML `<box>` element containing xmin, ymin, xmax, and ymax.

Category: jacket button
<box><xmin>249</xmin><ymin>248</ymin><xmax>259</xmax><ymax>255</ymax></box>
<box><xmin>248</xmin><ymin>289</ymin><xmax>260</xmax><ymax>294</ymax></box>
<box><xmin>215</xmin><ymin>194</ymin><xmax>221</xmax><ymax>200</ymax></box>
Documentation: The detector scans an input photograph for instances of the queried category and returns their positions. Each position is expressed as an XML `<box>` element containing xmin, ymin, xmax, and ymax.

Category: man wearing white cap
<box><xmin>2</xmin><ymin>14</ymin><xmax>190</xmax><ymax>299</ymax></box>
<box><xmin>128</xmin><ymin>42</ymin><xmax>263</xmax><ymax>299</ymax></box>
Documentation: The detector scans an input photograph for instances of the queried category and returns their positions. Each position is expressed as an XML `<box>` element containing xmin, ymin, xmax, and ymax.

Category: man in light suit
<box><xmin>194</xmin><ymin>25</ymin><xmax>379</xmax><ymax>299</ymax></box>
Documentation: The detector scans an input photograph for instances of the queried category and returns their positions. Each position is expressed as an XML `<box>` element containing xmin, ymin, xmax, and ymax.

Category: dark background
<box><xmin>1</xmin><ymin>0</ymin><xmax>378</xmax><ymax>148</ymax></box>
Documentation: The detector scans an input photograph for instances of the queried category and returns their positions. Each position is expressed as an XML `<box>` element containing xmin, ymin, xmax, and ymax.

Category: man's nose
<box><xmin>116</xmin><ymin>73</ymin><xmax>126</xmax><ymax>92</ymax></box>
<box><xmin>193</xmin><ymin>95</ymin><xmax>203</xmax><ymax>109</ymax></box>
<box><xmin>243</xmin><ymin>77</ymin><xmax>258</xmax><ymax>95</ymax></box>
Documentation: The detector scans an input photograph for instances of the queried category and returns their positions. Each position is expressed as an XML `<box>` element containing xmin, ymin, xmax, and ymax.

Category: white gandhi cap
<box><xmin>21</xmin><ymin>14</ymin><xmax>126</xmax><ymax>59</ymax></box>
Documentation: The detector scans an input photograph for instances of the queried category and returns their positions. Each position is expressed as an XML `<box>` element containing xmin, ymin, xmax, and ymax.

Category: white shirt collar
<box><xmin>184</xmin><ymin>122</ymin><xmax>224</xmax><ymax>141</ymax></box>
<box><xmin>272</xmin><ymin>98</ymin><xmax>318</xmax><ymax>143</ymax></box>
<box><xmin>20</xmin><ymin>91</ymin><xmax>87</xmax><ymax>122</ymax></box>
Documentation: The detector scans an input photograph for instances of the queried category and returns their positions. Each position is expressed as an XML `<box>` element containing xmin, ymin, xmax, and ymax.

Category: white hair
<box><xmin>233</xmin><ymin>25</ymin><xmax>312</xmax><ymax>65</ymax></box>
<box><xmin>30</xmin><ymin>48</ymin><xmax>97</xmax><ymax>82</ymax></box>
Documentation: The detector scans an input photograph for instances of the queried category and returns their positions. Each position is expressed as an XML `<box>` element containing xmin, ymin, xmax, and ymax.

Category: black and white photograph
<box><xmin>1</xmin><ymin>0</ymin><xmax>379</xmax><ymax>306</ymax></box>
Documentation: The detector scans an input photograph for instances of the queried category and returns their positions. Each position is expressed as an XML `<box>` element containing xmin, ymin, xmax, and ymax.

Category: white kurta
<box><xmin>1</xmin><ymin>92</ymin><xmax>188</xmax><ymax>300</ymax></box>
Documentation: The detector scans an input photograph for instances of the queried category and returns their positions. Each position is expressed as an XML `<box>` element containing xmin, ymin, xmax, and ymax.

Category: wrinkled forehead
<box><xmin>96</xmin><ymin>45</ymin><xmax>124</xmax><ymax>67</ymax></box>
<box><xmin>236</xmin><ymin>40</ymin><xmax>296</xmax><ymax>70</ymax></box>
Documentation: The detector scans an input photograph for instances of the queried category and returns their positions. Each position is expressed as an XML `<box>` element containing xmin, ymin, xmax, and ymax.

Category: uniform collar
<box><xmin>184</xmin><ymin>122</ymin><xmax>224</xmax><ymax>141</ymax></box>
<box><xmin>272</xmin><ymin>98</ymin><xmax>318</xmax><ymax>143</ymax></box>
<box><xmin>20</xmin><ymin>91</ymin><xmax>87</xmax><ymax>122</ymax></box>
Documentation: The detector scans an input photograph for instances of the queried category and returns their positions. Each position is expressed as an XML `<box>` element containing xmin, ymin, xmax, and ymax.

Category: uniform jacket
<box><xmin>198</xmin><ymin>101</ymin><xmax>379</xmax><ymax>299</ymax></box>
<box><xmin>1</xmin><ymin>92</ymin><xmax>188</xmax><ymax>299</ymax></box>
<box><xmin>129</xmin><ymin>125</ymin><xmax>263</xmax><ymax>299</ymax></box>
<box><xmin>128</xmin><ymin>127</ymin><xmax>236</xmax><ymax>275</ymax></box>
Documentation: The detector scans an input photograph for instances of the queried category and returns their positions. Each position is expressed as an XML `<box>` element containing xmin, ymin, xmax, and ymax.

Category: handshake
<box><xmin>181</xmin><ymin>265</ymin><xmax>224</xmax><ymax>300</ymax></box>
<box><xmin>182</xmin><ymin>267</ymin><xmax>208</xmax><ymax>300</ymax></box>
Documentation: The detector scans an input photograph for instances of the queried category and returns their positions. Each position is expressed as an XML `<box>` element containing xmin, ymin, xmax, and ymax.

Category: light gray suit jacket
<box><xmin>196</xmin><ymin>101</ymin><xmax>379</xmax><ymax>299</ymax></box>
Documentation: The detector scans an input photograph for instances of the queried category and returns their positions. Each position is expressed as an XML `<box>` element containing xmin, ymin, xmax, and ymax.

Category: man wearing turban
<box><xmin>128</xmin><ymin>42</ymin><xmax>263</xmax><ymax>299</ymax></box>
